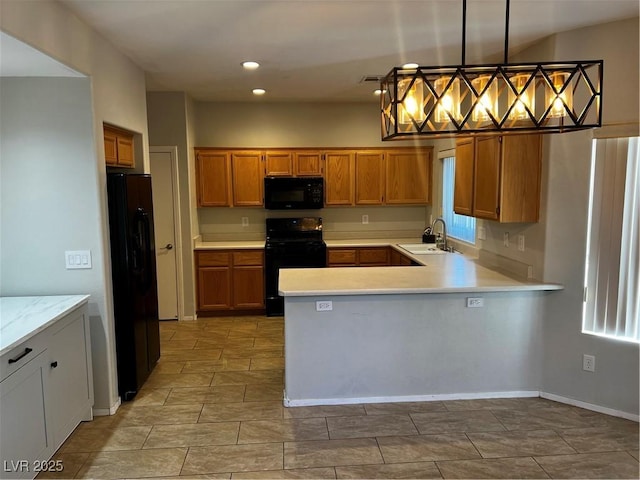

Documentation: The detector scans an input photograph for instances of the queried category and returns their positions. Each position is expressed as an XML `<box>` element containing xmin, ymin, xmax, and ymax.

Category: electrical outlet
<box><xmin>527</xmin><ymin>266</ymin><xmax>534</xmax><ymax>279</ymax></box>
<box><xmin>518</xmin><ymin>234</ymin><xmax>525</xmax><ymax>251</ymax></box>
<box><xmin>316</xmin><ymin>301</ymin><xmax>333</xmax><ymax>311</ymax></box>
<box><xmin>583</xmin><ymin>354</ymin><xmax>596</xmax><ymax>372</ymax></box>
<box><xmin>466</xmin><ymin>297</ymin><xmax>484</xmax><ymax>308</ymax></box>
<box><xmin>477</xmin><ymin>226</ymin><xmax>486</xmax><ymax>240</ymax></box>
<box><xmin>362</xmin><ymin>215</ymin><xmax>369</xmax><ymax>224</ymax></box>
<box><xmin>241</xmin><ymin>217</ymin><xmax>249</xmax><ymax>227</ymax></box>
<box><xmin>503</xmin><ymin>232</ymin><xmax>510</xmax><ymax>247</ymax></box>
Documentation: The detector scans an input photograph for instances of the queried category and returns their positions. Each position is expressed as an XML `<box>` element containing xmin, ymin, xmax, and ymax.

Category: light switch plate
<box><xmin>65</xmin><ymin>250</ymin><xmax>92</xmax><ymax>269</ymax></box>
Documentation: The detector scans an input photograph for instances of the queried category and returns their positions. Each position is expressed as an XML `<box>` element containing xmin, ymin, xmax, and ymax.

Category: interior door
<box><xmin>150</xmin><ymin>148</ymin><xmax>179</xmax><ymax>320</ymax></box>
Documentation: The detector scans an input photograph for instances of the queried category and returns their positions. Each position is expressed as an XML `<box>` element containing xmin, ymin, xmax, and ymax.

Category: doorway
<box><xmin>150</xmin><ymin>146</ymin><xmax>183</xmax><ymax>320</ymax></box>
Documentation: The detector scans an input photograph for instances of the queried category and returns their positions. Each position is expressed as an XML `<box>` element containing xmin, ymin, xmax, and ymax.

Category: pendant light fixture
<box><xmin>380</xmin><ymin>0</ymin><xmax>603</xmax><ymax>140</ymax></box>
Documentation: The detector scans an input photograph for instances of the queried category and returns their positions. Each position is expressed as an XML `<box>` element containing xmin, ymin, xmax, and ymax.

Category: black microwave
<box><xmin>264</xmin><ymin>176</ymin><xmax>324</xmax><ymax>210</ymax></box>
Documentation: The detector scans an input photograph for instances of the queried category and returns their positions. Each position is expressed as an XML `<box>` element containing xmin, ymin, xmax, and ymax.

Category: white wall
<box><xmin>0</xmin><ymin>0</ymin><xmax>150</xmax><ymax>412</ymax></box>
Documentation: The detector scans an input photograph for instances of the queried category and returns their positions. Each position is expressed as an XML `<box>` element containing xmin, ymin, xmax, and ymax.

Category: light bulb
<box><xmin>434</xmin><ymin>76</ymin><xmax>460</xmax><ymax>123</ymax></box>
<box><xmin>546</xmin><ymin>72</ymin><xmax>572</xmax><ymax>118</ymax></box>
<box><xmin>472</xmin><ymin>75</ymin><xmax>498</xmax><ymax>122</ymax></box>
<box><xmin>508</xmin><ymin>74</ymin><xmax>535</xmax><ymax>120</ymax></box>
<box><xmin>398</xmin><ymin>78</ymin><xmax>425</xmax><ymax>124</ymax></box>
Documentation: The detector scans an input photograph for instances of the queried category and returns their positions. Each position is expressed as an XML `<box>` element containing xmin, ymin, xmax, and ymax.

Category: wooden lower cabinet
<box><xmin>196</xmin><ymin>249</ymin><xmax>265</xmax><ymax>314</ymax></box>
<box><xmin>390</xmin><ymin>248</ymin><xmax>417</xmax><ymax>266</ymax></box>
<box><xmin>327</xmin><ymin>247</ymin><xmax>391</xmax><ymax>267</ymax></box>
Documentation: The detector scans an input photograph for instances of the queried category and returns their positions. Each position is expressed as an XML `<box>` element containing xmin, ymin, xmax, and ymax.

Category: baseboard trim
<box><xmin>283</xmin><ymin>390</ymin><xmax>539</xmax><ymax>407</ymax></box>
<box><xmin>92</xmin><ymin>397</ymin><xmax>121</xmax><ymax>416</ymax></box>
<box><xmin>540</xmin><ymin>391</ymin><xmax>639</xmax><ymax>422</ymax></box>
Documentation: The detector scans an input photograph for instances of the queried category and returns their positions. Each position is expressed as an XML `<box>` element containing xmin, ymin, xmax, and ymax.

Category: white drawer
<box><xmin>0</xmin><ymin>336</ymin><xmax>47</xmax><ymax>382</ymax></box>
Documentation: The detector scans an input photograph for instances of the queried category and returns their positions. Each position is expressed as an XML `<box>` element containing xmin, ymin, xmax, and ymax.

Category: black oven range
<box><xmin>264</xmin><ymin>217</ymin><xmax>327</xmax><ymax>316</ymax></box>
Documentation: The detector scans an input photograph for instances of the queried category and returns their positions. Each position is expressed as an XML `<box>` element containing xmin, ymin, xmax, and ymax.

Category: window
<box><xmin>442</xmin><ymin>156</ymin><xmax>476</xmax><ymax>244</ymax></box>
<box><xmin>583</xmin><ymin>137</ymin><xmax>639</xmax><ymax>343</ymax></box>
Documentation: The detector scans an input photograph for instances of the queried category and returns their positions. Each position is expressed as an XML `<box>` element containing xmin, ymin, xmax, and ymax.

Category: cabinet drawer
<box><xmin>327</xmin><ymin>249</ymin><xmax>357</xmax><ymax>265</ymax></box>
<box><xmin>359</xmin><ymin>247</ymin><xmax>389</xmax><ymax>265</ymax></box>
<box><xmin>1</xmin><ymin>337</ymin><xmax>47</xmax><ymax>382</ymax></box>
<box><xmin>233</xmin><ymin>250</ymin><xmax>264</xmax><ymax>266</ymax></box>
<box><xmin>197</xmin><ymin>251</ymin><xmax>230</xmax><ymax>267</ymax></box>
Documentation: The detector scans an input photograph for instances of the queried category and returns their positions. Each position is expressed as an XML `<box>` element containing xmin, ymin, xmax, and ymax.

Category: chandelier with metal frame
<box><xmin>380</xmin><ymin>0</ymin><xmax>603</xmax><ymax>140</ymax></box>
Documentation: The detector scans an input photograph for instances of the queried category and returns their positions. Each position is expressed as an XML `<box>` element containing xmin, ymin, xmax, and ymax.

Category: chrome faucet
<box><xmin>431</xmin><ymin>217</ymin><xmax>448</xmax><ymax>251</ymax></box>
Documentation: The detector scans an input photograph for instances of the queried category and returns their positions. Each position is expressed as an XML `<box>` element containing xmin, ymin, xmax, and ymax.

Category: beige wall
<box><xmin>537</xmin><ymin>18</ymin><xmax>639</xmax><ymax>416</ymax></box>
<box><xmin>146</xmin><ymin>92</ymin><xmax>197</xmax><ymax>319</ymax></box>
<box><xmin>193</xmin><ymin>101</ymin><xmax>434</xmax><ymax>241</ymax></box>
<box><xmin>0</xmin><ymin>0</ymin><xmax>150</xmax><ymax>412</ymax></box>
<box><xmin>510</xmin><ymin>18</ymin><xmax>639</xmax><ymax>415</ymax></box>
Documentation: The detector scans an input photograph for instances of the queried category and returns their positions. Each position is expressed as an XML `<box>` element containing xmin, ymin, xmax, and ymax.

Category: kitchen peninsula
<box><xmin>279</xmin><ymin>249</ymin><xmax>563</xmax><ymax>407</ymax></box>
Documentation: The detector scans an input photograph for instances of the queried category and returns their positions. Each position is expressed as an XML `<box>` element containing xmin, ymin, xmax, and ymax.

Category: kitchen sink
<box><xmin>397</xmin><ymin>243</ymin><xmax>448</xmax><ymax>255</ymax></box>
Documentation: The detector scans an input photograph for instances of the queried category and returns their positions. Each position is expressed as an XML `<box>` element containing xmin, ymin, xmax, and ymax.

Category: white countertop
<box><xmin>279</xmin><ymin>252</ymin><xmax>563</xmax><ymax>296</ymax></box>
<box><xmin>194</xmin><ymin>240</ymin><xmax>266</xmax><ymax>250</ymax></box>
<box><xmin>194</xmin><ymin>238</ymin><xmax>418</xmax><ymax>250</ymax></box>
<box><xmin>0</xmin><ymin>295</ymin><xmax>90</xmax><ymax>356</ymax></box>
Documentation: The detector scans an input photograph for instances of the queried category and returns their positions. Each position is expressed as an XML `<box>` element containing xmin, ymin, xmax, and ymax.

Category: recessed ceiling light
<box><xmin>242</xmin><ymin>61</ymin><xmax>260</xmax><ymax>70</ymax></box>
<box><xmin>374</xmin><ymin>89</ymin><xmax>386</xmax><ymax>96</ymax></box>
<box><xmin>402</xmin><ymin>63</ymin><xmax>419</xmax><ymax>69</ymax></box>
<box><xmin>252</xmin><ymin>88</ymin><xmax>266</xmax><ymax>95</ymax></box>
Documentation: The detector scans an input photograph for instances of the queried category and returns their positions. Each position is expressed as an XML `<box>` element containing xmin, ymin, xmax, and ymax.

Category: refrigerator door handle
<box><xmin>133</xmin><ymin>208</ymin><xmax>154</xmax><ymax>292</ymax></box>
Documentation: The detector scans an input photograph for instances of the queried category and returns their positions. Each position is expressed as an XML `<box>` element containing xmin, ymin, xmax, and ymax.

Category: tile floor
<box><xmin>41</xmin><ymin>315</ymin><xmax>639</xmax><ymax>479</ymax></box>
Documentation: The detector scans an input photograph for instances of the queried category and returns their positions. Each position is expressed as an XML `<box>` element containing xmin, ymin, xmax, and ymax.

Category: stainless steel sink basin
<box><xmin>397</xmin><ymin>243</ymin><xmax>447</xmax><ymax>255</ymax></box>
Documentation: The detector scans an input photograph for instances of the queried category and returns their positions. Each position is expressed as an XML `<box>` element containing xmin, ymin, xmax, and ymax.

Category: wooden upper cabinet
<box><xmin>454</xmin><ymin>134</ymin><xmax>542</xmax><ymax>223</ymax></box>
<box><xmin>294</xmin><ymin>151</ymin><xmax>322</xmax><ymax>176</ymax></box>
<box><xmin>385</xmin><ymin>149</ymin><xmax>432</xmax><ymax>204</ymax></box>
<box><xmin>103</xmin><ymin>129</ymin><xmax>118</xmax><ymax>165</ymax></box>
<box><xmin>324</xmin><ymin>151</ymin><xmax>354</xmax><ymax>206</ymax></box>
<box><xmin>454</xmin><ymin>137</ymin><xmax>475</xmax><ymax>216</ymax></box>
<box><xmin>264</xmin><ymin>150</ymin><xmax>322</xmax><ymax>177</ymax></box>
<box><xmin>196</xmin><ymin>151</ymin><xmax>231</xmax><ymax>207</ymax></box>
<box><xmin>116</xmin><ymin>135</ymin><xmax>134</xmax><ymax>167</ymax></box>
<box><xmin>355</xmin><ymin>151</ymin><xmax>385</xmax><ymax>205</ymax></box>
<box><xmin>231</xmin><ymin>151</ymin><xmax>264</xmax><ymax>206</ymax></box>
<box><xmin>265</xmin><ymin>151</ymin><xmax>293</xmax><ymax>176</ymax></box>
<box><xmin>103</xmin><ymin>125</ymin><xmax>134</xmax><ymax>168</ymax></box>
<box><xmin>499</xmin><ymin>134</ymin><xmax>542</xmax><ymax>223</ymax></box>
<box><xmin>473</xmin><ymin>136</ymin><xmax>501</xmax><ymax>221</ymax></box>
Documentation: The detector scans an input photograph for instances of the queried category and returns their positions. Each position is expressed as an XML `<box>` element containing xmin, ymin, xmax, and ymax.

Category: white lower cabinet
<box><xmin>0</xmin><ymin>351</ymin><xmax>52</xmax><ymax>479</ymax></box>
<box><xmin>0</xmin><ymin>303</ymin><xmax>93</xmax><ymax>479</ymax></box>
<box><xmin>46</xmin><ymin>309</ymin><xmax>93</xmax><ymax>448</ymax></box>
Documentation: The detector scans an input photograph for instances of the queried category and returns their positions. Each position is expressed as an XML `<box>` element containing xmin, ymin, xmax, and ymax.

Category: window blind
<box><xmin>442</xmin><ymin>156</ymin><xmax>476</xmax><ymax>244</ymax></box>
<box><xmin>583</xmin><ymin>137</ymin><xmax>639</xmax><ymax>343</ymax></box>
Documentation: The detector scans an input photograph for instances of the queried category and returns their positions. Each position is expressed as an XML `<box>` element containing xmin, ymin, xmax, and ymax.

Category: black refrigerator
<box><xmin>107</xmin><ymin>173</ymin><xmax>161</xmax><ymax>401</ymax></box>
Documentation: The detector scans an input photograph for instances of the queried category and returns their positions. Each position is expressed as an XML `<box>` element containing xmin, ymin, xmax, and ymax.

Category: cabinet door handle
<box><xmin>8</xmin><ymin>347</ymin><xmax>33</xmax><ymax>364</ymax></box>
<box><xmin>50</xmin><ymin>361</ymin><xmax>58</xmax><ymax>369</ymax></box>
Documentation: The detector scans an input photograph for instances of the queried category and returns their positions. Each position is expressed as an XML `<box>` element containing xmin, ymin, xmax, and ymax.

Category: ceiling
<box><xmin>15</xmin><ymin>1</ymin><xmax>640</xmax><ymax>102</ymax></box>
